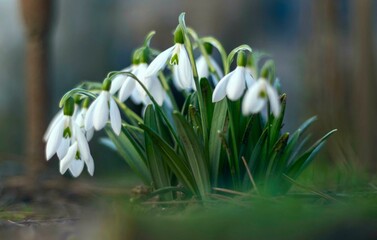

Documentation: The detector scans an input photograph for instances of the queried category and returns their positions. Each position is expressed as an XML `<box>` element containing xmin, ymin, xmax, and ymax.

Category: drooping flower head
<box><xmin>75</xmin><ymin>97</ymin><xmax>94</xmax><ymax>141</ymax></box>
<box><xmin>196</xmin><ymin>42</ymin><xmax>223</xmax><ymax>84</ymax></box>
<box><xmin>144</xmin><ymin>26</ymin><xmax>194</xmax><ymax>90</ymax></box>
<box><xmin>242</xmin><ymin>78</ymin><xmax>281</xmax><ymax>117</ymax></box>
<box><xmin>212</xmin><ymin>51</ymin><xmax>255</xmax><ymax>102</ymax></box>
<box><xmin>85</xmin><ymin>79</ymin><xmax>122</xmax><ymax>135</ymax></box>
<box><xmin>110</xmin><ymin>49</ymin><xmax>167</xmax><ymax>106</ymax></box>
<box><xmin>45</xmin><ymin>97</ymin><xmax>94</xmax><ymax>177</ymax></box>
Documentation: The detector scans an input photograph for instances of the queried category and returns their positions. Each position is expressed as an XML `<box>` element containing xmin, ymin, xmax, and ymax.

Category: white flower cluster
<box><xmin>44</xmin><ymin>27</ymin><xmax>281</xmax><ymax>178</ymax></box>
<box><xmin>44</xmin><ymin>102</ymin><xmax>95</xmax><ymax>177</ymax></box>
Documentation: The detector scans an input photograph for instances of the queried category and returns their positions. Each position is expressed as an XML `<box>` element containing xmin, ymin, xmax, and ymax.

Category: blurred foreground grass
<box><xmin>0</xmin><ymin>159</ymin><xmax>376</xmax><ymax>239</ymax></box>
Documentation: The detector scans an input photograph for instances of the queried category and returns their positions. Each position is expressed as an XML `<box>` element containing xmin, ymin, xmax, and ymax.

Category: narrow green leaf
<box><xmin>208</xmin><ymin>99</ymin><xmax>228</xmax><ymax>186</ymax></box>
<box><xmin>286</xmin><ymin>129</ymin><xmax>337</xmax><ymax>179</ymax></box>
<box><xmin>144</xmin><ymin>105</ymin><xmax>173</xmax><ymax>200</ymax></box>
<box><xmin>200</xmin><ymin>77</ymin><xmax>214</xmax><ymax>134</ymax></box>
<box><xmin>105</xmin><ymin>127</ymin><xmax>152</xmax><ymax>185</ymax></box>
<box><xmin>140</xmin><ymin>124</ymin><xmax>198</xmax><ymax>195</ymax></box>
<box><xmin>173</xmin><ymin>112</ymin><xmax>211</xmax><ymax>199</ymax></box>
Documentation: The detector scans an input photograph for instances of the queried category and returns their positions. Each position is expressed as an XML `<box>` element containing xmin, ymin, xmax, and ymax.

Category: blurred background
<box><xmin>0</xmin><ymin>0</ymin><xmax>376</xmax><ymax>183</ymax></box>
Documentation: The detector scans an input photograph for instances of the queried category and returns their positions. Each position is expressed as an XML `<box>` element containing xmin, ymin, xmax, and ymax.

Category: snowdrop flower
<box><xmin>142</xmin><ymin>74</ymin><xmax>167</xmax><ymax>106</ymax></box>
<box><xmin>144</xmin><ymin>27</ymin><xmax>194</xmax><ymax>90</ymax></box>
<box><xmin>109</xmin><ymin>65</ymin><xmax>134</xmax><ymax>97</ymax></box>
<box><xmin>45</xmin><ymin>98</ymin><xmax>94</xmax><ymax>177</ymax></box>
<box><xmin>110</xmin><ymin>61</ymin><xmax>146</xmax><ymax>104</ymax></box>
<box><xmin>85</xmin><ymin>79</ymin><xmax>122</xmax><ymax>135</ymax></box>
<box><xmin>242</xmin><ymin>78</ymin><xmax>281</xmax><ymax>117</ymax></box>
<box><xmin>44</xmin><ymin>104</ymin><xmax>79</xmax><ymax>142</ymax></box>
<box><xmin>212</xmin><ymin>51</ymin><xmax>255</xmax><ymax>102</ymax></box>
<box><xmin>75</xmin><ymin>98</ymin><xmax>94</xmax><ymax>141</ymax></box>
<box><xmin>196</xmin><ymin>43</ymin><xmax>223</xmax><ymax>83</ymax></box>
<box><xmin>110</xmin><ymin>49</ymin><xmax>167</xmax><ymax>106</ymax></box>
<box><xmin>196</xmin><ymin>55</ymin><xmax>223</xmax><ymax>82</ymax></box>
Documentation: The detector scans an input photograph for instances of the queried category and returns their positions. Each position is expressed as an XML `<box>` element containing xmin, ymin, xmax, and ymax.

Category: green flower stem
<box><xmin>201</xmin><ymin>37</ymin><xmax>228</xmax><ymax>75</ymax></box>
<box><xmin>187</xmin><ymin>28</ymin><xmax>221</xmax><ymax>81</ymax></box>
<box><xmin>118</xmin><ymin>71</ymin><xmax>182</xmax><ymax>149</ymax></box>
<box><xmin>158</xmin><ymin>72</ymin><xmax>179</xmax><ymax>110</ymax></box>
<box><xmin>122</xmin><ymin>123</ymin><xmax>144</xmax><ymax>133</ymax></box>
<box><xmin>115</xmin><ymin>98</ymin><xmax>143</xmax><ymax>124</ymax></box>
<box><xmin>264</xmin><ymin>101</ymin><xmax>272</xmax><ymax>184</ymax></box>
<box><xmin>179</xmin><ymin>13</ymin><xmax>209</xmax><ymax>150</ymax></box>
<box><xmin>218</xmin><ymin>129</ymin><xmax>237</xmax><ymax>187</ymax></box>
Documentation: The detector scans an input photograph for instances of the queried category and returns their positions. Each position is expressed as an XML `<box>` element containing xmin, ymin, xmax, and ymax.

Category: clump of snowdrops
<box><xmin>44</xmin><ymin>13</ymin><xmax>336</xmax><ymax>199</ymax></box>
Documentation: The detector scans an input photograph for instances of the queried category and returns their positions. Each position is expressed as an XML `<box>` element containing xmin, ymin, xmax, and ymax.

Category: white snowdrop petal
<box><xmin>144</xmin><ymin>46</ymin><xmax>175</xmax><ymax>78</ymax></box>
<box><xmin>85</xmin><ymin>155</ymin><xmax>95</xmax><ymax>176</ymax></box>
<box><xmin>266</xmin><ymin>84</ymin><xmax>281</xmax><ymax>117</ymax></box>
<box><xmin>46</xmin><ymin>117</ymin><xmax>65</xmax><ymax>160</ymax></box>
<box><xmin>226</xmin><ymin>67</ymin><xmax>246</xmax><ymax>101</ymax></box>
<box><xmin>110</xmin><ymin>74</ymin><xmax>126</xmax><ymax>94</ymax></box>
<box><xmin>118</xmin><ymin>77</ymin><xmax>136</xmax><ymax>102</ymax></box>
<box><xmin>196</xmin><ymin>56</ymin><xmax>209</xmax><ymax>79</ymax></box>
<box><xmin>210</xmin><ymin>56</ymin><xmax>224</xmax><ymax>79</ymax></box>
<box><xmin>93</xmin><ymin>91</ymin><xmax>109</xmax><ymax>131</ymax></box>
<box><xmin>135</xmin><ymin>63</ymin><xmax>148</xmax><ymax>96</ymax></box>
<box><xmin>110</xmin><ymin>97</ymin><xmax>122</xmax><ymax>135</ymax></box>
<box><xmin>57</xmin><ymin>137</ymin><xmax>70</xmax><ymax>160</ymax></box>
<box><xmin>177</xmin><ymin>45</ymin><xmax>194</xmax><ymax>89</ymax></box>
<box><xmin>130</xmin><ymin>88</ymin><xmax>143</xmax><ymax>104</ymax></box>
<box><xmin>60</xmin><ymin>142</ymin><xmax>78</xmax><ymax>175</ymax></box>
<box><xmin>212</xmin><ymin>70</ymin><xmax>234</xmax><ymax>102</ymax></box>
<box><xmin>43</xmin><ymin>110</ymin><xmax>63</xmax><ymax>142</ymax></box>
<box><xmin>86</xmin><ymin>128</ymin><xmax>94</xmax><ymax>141</ymax></box>
<box><xmin>75</xmin><ymin>108</ymin><xmax>86</xmax><ymax>128</ymax></box>
<box><xmin>148</xmin><ymin>77</ymin><xmax>165</xmax><ymax>106</ymax></box>
<box><xmin>72</xmin><ymin>104</ymin><xmax>80</xmax><ymax>120</ymax></box>
<box><xmin>242</xmin><ymin>81</ymin><xmax>266</xmax><ymax>115</ymax></box>
<box><xmin>74</xmin><ymin>124</ymin><xmax>90</xmax><ymax>161</ymax></box>
<box><xmin>172</xmin><ymin>65</ymin><xmax>184</xmax><ymax>90</ymax></box>
<box><xmin>245</xmin><ymin>71</ymin><xmax>256</xmax><ymax>88</ymax></box>
<box><xmin>69</xmin><ymin>159</ymin><xmax>84</xmax><ymax>178</ymax></box>
<box><xmin>84</xmin><ymin>98</ymin><xmax>98</xmax><ymax>131</ymax></box>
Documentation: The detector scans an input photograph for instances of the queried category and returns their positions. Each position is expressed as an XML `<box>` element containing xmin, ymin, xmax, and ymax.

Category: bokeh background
<box><xmin>0</xmin><ymin>0</ymin><xmax>376</xmax><ymax>181</ymax></box>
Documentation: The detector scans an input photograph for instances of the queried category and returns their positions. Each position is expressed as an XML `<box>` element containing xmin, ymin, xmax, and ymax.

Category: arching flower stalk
<box><xmin>196</xmin><ymin>43</ymin><xmax>223</xmax><ymax>83</ymax></box>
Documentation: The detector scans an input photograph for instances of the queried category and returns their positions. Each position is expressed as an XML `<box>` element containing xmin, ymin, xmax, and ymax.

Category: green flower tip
<box><xmin>237</xmin><ymin>50</ymin><xmax>247</xmax><ymax>67</ymax></box>
<box><xmin>63</xmin><ymin>97</ymin><xmax>75</xmax><ymax>116</ymax></box>
<box><xmin>174</xmin><ymin>26</ymin><xmax>184</xmax><ymax>44</ymax></box>
<box><xmin>247</xmin><ymin>54</ymin><xmax>254</xmax><ymax>67</ymax></box>
<box><xmin>203</xmin><ymin>42</ymin><xmax>213</xmax><ymax>55</ymax></box>
<box><xmin>82</xmin><ymin>97</ymin><xmax>90</xmax><ymax>109</ymax></box>
<box><xmin>73</xmin><ymin>95</ymin><xmax>81</xmax><ymax>104</ymax></box>
<box><xmin>102</xmin><ymin>78</ymin><xmax>112</xmax><ymax>91</ymax></box>
<box><xmin>132</xmin><ymin>51</ymin><xmax>141</xmax><ymax>65</ymax></box>
<box><xmin>139</xmin><ymin>47</ymin><xmax>150</xmax><ymax>64</ymax></box>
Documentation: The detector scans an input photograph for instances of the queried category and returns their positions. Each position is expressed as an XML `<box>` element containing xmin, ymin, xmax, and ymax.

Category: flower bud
<box><xmin>237</xmin><ymin>51</ymin><xmax>247</xmax><ymax>67</ymax></box>
<box><xmin>139</xmin><ymin>47</ymin><xmax>149</xmax><ymax>64</ymax></box>
<box><xmin>132</xmin><ymin>51</ymin><xmax>140</xmax><ymax>65</ymax></box>
<box><xmin>82</xmin><ymin>97</ymin><xmax>90</xmax><ymax>109</ymax></box>
<box><xmin>174</xmin><ymin>26</ymin><xmax>184</xmax><ymax>44</ymax></box>
<box><xmin>102</xmin><ymin>78</ymin><xmax>111</xmax><ymax>91</ymax></box>
<box><xmin>63</xmin><ymin>97</ymin><xmax>75</xmax><ymax>116</ymax></box>
<box><xmin>203</xmin><ymin>42</ymin><xmax>213</xmax><ymax>55</ymax></box>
